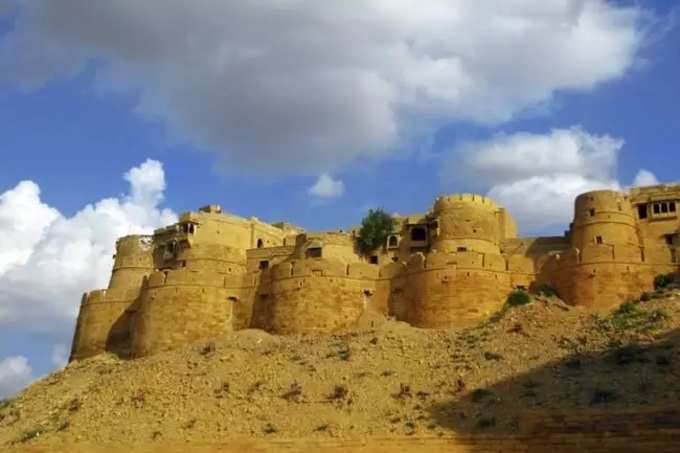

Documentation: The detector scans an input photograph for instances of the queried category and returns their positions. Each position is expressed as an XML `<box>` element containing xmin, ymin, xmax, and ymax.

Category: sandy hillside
<box><xmin>2</xmin><ymin>287</ymin><xmax>680</xmax><ymax>450</ymax></box>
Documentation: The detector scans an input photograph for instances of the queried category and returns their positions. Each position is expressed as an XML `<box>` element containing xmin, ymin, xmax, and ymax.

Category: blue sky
<box><xmin>0</xmin><ymin>1</ymin><xmax>678</xmax><ymax>396</ymax></box>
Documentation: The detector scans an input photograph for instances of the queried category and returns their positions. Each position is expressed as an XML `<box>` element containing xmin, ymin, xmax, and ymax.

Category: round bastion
<box><xmin>571</xmin><ymin>190</ymin><xmax>639</xmax><ymax>250</ymax></box>
<box><xmin>430</xmin><ymin>193</ymin><xmax>503</xmax><ymax>255</ymax></box>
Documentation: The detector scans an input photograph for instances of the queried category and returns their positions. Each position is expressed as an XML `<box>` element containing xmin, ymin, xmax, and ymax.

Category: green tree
<box><xmin>355</xmin><ymin>209</ymin><xmax>396</xmax><ymax>256</ymax></box>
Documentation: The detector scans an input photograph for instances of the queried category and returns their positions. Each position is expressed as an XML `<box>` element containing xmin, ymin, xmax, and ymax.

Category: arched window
<box><xmin>410</xmin><ymin>227</ymin><xmax>426</xmax><ymax>242</ymax></box>
<box><xmin>388</xmin><ymin>235</ymin><xmax>398</xmax><ymax>248</ymax></box>
<box><xmin>257</xmin><ymin>238</ymin><xmax>264</xmax><ymax>248</ymax></box>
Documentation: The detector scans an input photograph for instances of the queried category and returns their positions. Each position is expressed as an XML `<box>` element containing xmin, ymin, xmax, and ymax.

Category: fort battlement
<box><xmin>432</xmin><ymin>193</ymin><xmax>500</xmax><ymax>211</ymax></box>
<box><xmin>70</xmin><ymin>183</ymin><xmax>680</xmax><ymax>361</ymax></box>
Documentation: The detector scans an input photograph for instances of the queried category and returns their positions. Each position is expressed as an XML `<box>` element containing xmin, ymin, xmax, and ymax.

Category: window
<box><xmin>665</xmin><ymin>235</ymin><xmax>674</xmax><ymax>246</ymax></box>
<box><xmin>596</xmin><ymin>236</ymin><xmax>603</xmax><ymax>245</ymax></box>
<box><xmin>369</xmin><ymin>255</ymin><xmax>379</xmax><ymax>264</ymax></box>
<box><xmin>457</xmin><ymin>247</ymin><xmax>468</xmax><ymax>252</ymax></box>
<box><xmin>638</xmin><ymin>204</ymin><xmax>648</xmax><ymax>219</ymax></box>
<box><xmin>410</xmin><ymin>227</ymin><xmax>427</xmax><ymax>241</ymax></box>
<box><xmin>257</xmin><ymin>239</ymin><xmax>264</xmax><ymax>248</ymax></box>
<box><xmin>589</xmin><ymin>208</ymin><xmax>596</xmax><ymax>217</ymax></box>
<box><xmin>306</xmin><ymin>247</ymin><xmax>322</xmax><ymax>258</ymax></box>
<box><xmin>671</xmin><ymin>201</ymin><xmax>677</xmax><ymax>213</ymax></box>
<box><xmin>387</xmin><ymin>235</ymin><xmax>398</xmax><ymax>248</ymax></box>
<box><xmin>662</xmin><ymin>202</ymin><xmax>669</xmax><ymax>213</ymax></box>
<box><xmin>654</xmin><ymin>203</ymin><xmax>661</xmax><ymax>214</ymax></box>
<box><xmin>259</xmin><ymin>260</ymin><xmax>269</xmax><ymax>270</ymax></box>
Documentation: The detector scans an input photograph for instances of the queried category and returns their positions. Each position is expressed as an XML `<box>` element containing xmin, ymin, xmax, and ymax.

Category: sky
<box><xmin>0</xmin><ymin>0</ymin><xmax>679</xmax><ymax>398</ymax></box>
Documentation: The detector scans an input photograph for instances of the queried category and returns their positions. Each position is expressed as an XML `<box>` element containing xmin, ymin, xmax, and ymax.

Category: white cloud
<box><xmin>0</xmin><ymin>356</ymin><xmax>33</xmax><ymax>399</ymax></box>
<box><xmin>448</xmin><ymin>127</ymin><xmax>627</xmax><ymax>233</ymax></box>
<box><xmin>0</xmin><ymin>181</ymin><xmax>60</xmax><ymax>276</ymax></box>
<box><xmin>0</xmin><ymin>1</ymin><xmax>646</xmax><ymax>171</ymax></box>
<box><xmin>308</xmin><ymin>174</ymin><xmax>345</xmax><ymax>199</ymax></box>
<box><xmin>632</xmin><ymin>169</ymin><xmax>659</xmax><ymax>187</ymax></box>
<box><xmin>50</xmin><ymin>344</ymin><xmax>69</xmax><ymax>370</ymax></box>
<box><xmin>0</xmin><ymin>160</ymin><xmax>176</xmax><ymax>335</ymax></box>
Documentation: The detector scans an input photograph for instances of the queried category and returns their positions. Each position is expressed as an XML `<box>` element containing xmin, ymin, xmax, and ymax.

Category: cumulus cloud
<box><xmin>0</xmin><ymin>1</ymin><xmax>646</xmax><ymax>171</ymax></box>
<box><xmin>0</xmin><ymin>181</ymin><xmax>60</xmax><ymax>276</ymax></box>
<box><xmin>0</xmin><ymin>356</ymin><xmax>33</xmax><ymax>399</ymax></box>
<box><xmin>632</xmin><ymin>169</ymin><xmax>660</xmax><ymax>187</ymax></box>
<box><xmin>0</xmin><ymin>160</ymin><xmax>176</xmax><ymax>334</ymax></box>
<box><xmin>308</xmin><ymin>174</ymin><xmax>345</xmax><ymax>199</ymax></box>
<box><xmin>448</xmin><ymin>127</ymin><xmax>627</xmax><ymax>233</ymax></box>
<box><xmin>50</xmin><ymin>344</ymin><xmax>69</xmax><ymax>369</ymax></box>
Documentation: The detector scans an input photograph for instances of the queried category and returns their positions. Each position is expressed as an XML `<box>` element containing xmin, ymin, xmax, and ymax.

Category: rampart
<box><xmin>384</xmin><ymin>251</ymin><xmax>537</xmax><ymax>327</ymax></box>
<box><xmin>251</xmin><ymin>259</ymin><xmax>378</xmax><ymax>334</ymax></box>
<box><xmin>541</xmin><ymin>243</ymin><xmax>677</xmax><ymax>310</ymax></box>
<box><xmin>70</xmin><ymin>235</ymin><xmax>153</xmax><ymax>360</ymax></box>
<box><xmin>69</xmin><ymin>184</ymin><xmax>680</xmax><ymax>361</ymax></box>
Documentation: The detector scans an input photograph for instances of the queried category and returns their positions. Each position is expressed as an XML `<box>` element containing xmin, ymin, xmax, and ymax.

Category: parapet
<box><xmin>268</xmin><ymin>258</ymin><xmax>378</xmax><ymax>280</ymax></box>
<box><xmin>432</xmin><ymin>193</ymin><xmax>500</xmax><ymax>213</ymax></box>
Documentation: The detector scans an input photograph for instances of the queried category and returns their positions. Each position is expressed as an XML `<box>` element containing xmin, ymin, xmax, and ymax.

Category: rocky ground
<box><xmin>2</xmin><ymin>287</ymin><xmax>680</xmax><ymax>450</ymax></box>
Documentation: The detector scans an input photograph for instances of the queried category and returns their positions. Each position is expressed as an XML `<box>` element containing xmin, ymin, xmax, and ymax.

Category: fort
<box><xmin>69</xmin><ymin>184</ymin><xmax>680</xmax><ymax>361</ymax></box>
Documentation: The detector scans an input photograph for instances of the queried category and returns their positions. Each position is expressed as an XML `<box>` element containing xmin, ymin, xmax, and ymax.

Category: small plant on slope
<box><xmin>506</xmin><ymin>289</ymin><xmax>531</xmax><ymax>307</ymax></box>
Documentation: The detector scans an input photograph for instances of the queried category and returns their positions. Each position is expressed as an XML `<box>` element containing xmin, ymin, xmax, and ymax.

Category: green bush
<box><xmin>355</xmin><ymin>208</ymin><xmax>397</xmax><ymax>256</ymax></box>
<box><xmin>654</xmin><ymin>273</ymin><xmax>677</xmax><ymax>290</ymax></box>
<box><xmin>639</xmin><ymin>292</ymin><xmax>652</xmax><ymax>302</ymax></box>
<box><xmin>506</xmin><ymin>289</ymin><xmax>531</xmax><ymax>307</ymax></box>
<box><xmin>532</xmin><ymin>283</ymin><xmax>558</xmax><ymax>297</ymax></box>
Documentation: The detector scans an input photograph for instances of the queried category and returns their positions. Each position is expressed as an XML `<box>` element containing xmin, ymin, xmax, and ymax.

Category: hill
<box><xmin>2</xmin><ymin>287</ymin><xmax>680</xmax><ymax>451</ymax></box>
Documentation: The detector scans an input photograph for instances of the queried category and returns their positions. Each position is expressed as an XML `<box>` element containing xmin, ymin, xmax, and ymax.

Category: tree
<box><xmin>355</xmin><ymin>209</ymin><xmax>396</xmax><ymax>256</ymax></box>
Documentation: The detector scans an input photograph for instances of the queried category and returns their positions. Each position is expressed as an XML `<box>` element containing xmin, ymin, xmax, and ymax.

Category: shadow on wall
<box><xmin>426</xmin><ymin>328</ymin><xmax>680</xmax><ymax>450</ymax></box>
<box><xmin>105</xmin><ymin>308</ymin><xmax>135</xmax><ymax>359</ymax></box>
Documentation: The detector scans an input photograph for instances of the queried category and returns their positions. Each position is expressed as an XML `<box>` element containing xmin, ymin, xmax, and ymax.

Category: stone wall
<box><xmin>70</xmin><ymin>287</ymin><xmax>141</xmax><ymax>360</ymax></box>
<box><xmin>68</xmin><ymin>185</ymin><xmax>680</xmax><ymax>362</ymax></box>
<box><xmin>542</xmin><ymin>244</ymin><xmax>677</xmax><ymax>310</ymax></box>
<box><xmin>130</xmin><ymin>270</ymin><xmax>245</xmax><ymax>357</ymax></box>
<box><xmin>392</xmin><ymin>251</ymin><xmax>512</xmax><ymax>327</ymax></box>
<box><xmin>251</xmin><ymin>259</ymin><xmax>378</xmax><ymax>334</ymax></box>
<box><xmin>70</xmin><ymin>235</ymin><xmax>153</xmax><ymax>361</ymax></box>
<box><xmin>430</xmin><ymin>194</ymin><xmax>505</xmax><ymax>255</ymax></box>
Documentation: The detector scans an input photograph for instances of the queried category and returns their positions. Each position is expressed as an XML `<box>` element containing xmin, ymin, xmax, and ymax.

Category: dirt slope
<box><xmin>2</xmin><ymin>289</ymin><xmax>680</xmax><ymax>450</ymax></box>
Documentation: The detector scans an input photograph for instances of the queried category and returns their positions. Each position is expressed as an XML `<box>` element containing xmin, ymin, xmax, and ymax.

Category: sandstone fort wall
<box><xmin>69</xmin><ymin>184</ymin><xmax>680</xmax><ymax>361</ymax></box>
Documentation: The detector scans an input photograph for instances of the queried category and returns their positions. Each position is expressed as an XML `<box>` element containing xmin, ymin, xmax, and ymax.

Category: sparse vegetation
<box><xmin>590</xmin><ymin>389</ymin><xmax>617</xmax><ymax>405</ymax></box>
<box><xmin>611</xmin><ymin>301</ymin><xmax>668</xmax><ymax>332</ymax></box>
<box><xmin>355</xmin><ymin>209</ymin><xmax>397</xmax><ymax>256</ymax></box>
<box><xmin>14</xmin><ymin>428</ymin><xmax>44</xmax><ymax>444</ymax></box>
<box><xmin>506</xmin><ymin>289</ymin><xmax>531</xmax><ymax>307</ymax></box>
<box><xmin>533</xmin><ymin>283</ymin><xmax>558</xmax><ymax>297</ymax></box>
<box><xmin>281</xmin><ymin>382</ymin><xmax>303</xmax><ymax>402</ymax></box>
<box><xmin>614</xmin><ymin>344</ymin><xmax>647</xmax><ymax>365</ymax></box>
<box><xmin>654</xmin><ymin>273</ymin><xmax>676</xmax><ymax>290</ymax></box>
<box><xmin>328</xmin><ymin>385</ymin><xmax>348</xmax><ymax>401</ymax></box>
<box><xmin>471</xmin><ymin>388</ymin><xmax>496</xmax><ymax>403</ymax></box>
<box><xmin>0</xmin><ymin>398</ymin><xmax>11</xmax><ymax>410</ymax></box>
<box><xmin>262</xmin><ymin>423</ymin><xmax>278</xmax><ymax>434</ymax></box>
<box><xmin>483</xmin><ymin>351</ymin><xmax>503</xmax><ymax>361</ymax></box>
<box><xmin>477</xmin><ymin>417</ymin><xmax>496</xmax><ymax>429</ymax></box>
<box><xmin>394</xmin><ymin>383</ymin><xmax>412</xmax><ymax>399</ymax></box>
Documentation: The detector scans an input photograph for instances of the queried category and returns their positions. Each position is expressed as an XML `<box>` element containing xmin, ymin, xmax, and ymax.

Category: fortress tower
<box><xmin>571</xmin><ymin>190</ymin><xmax>640</xmax><ymax>250</ymax></box>
<box><xmin>70</xmin><ymin>235</ymin><xmax>154</xmax><ymax>360</ymax></box>
<box><xmin>390</xmin><ymin>194</ymin><xmax>518</xmax><ymax>328</ymax></box>
<box><xmin>430</xmin><ymin>194</ymin><xmax>505</xmax><ymax>254</ymax></box>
